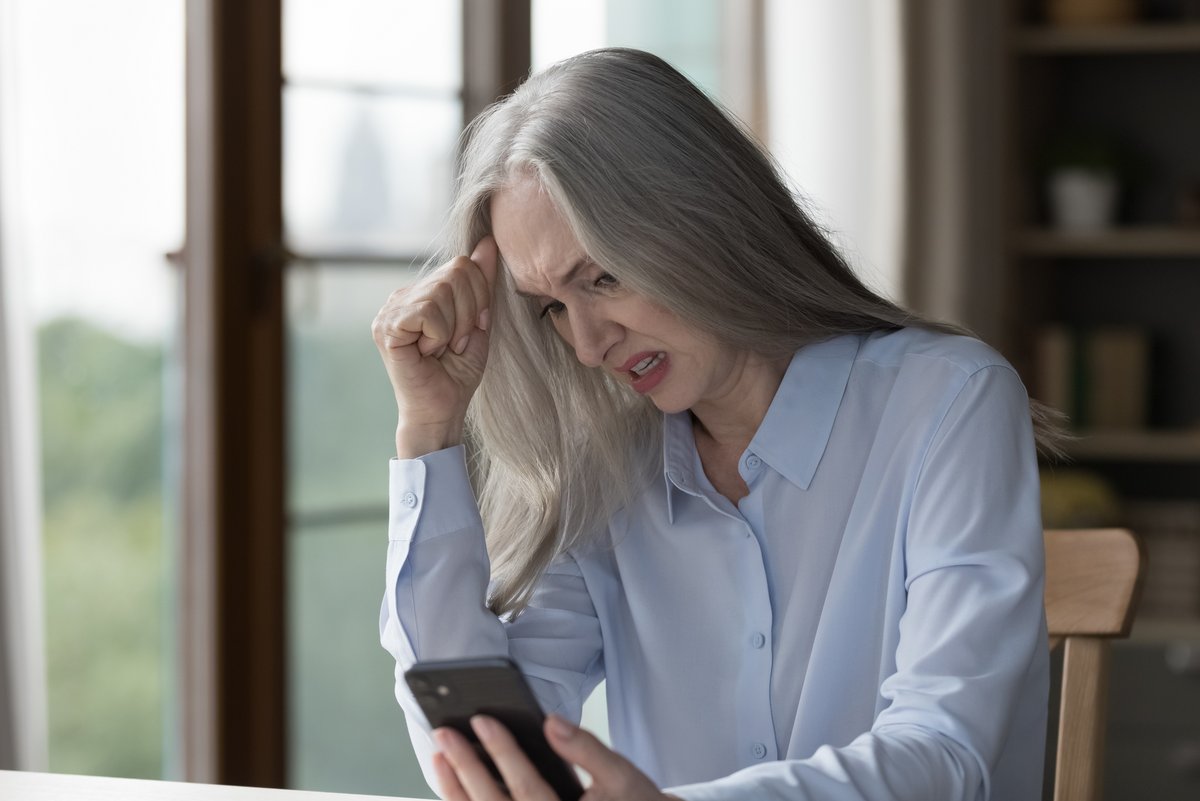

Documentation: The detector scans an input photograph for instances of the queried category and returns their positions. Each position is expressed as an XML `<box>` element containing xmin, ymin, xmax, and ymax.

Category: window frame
<box><xmin>180</xmin><ymin>0</ymin><xmax>530</xmax><ymax>786</ymax></box>
<box><xmin>182</xmin><ymin>0</ymin><xmax>287</xmax><ymax>785</ymax></box>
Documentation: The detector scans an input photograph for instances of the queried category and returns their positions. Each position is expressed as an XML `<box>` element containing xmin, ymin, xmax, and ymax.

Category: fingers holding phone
<box><xmin>434</xmin><ymin>722</ymin><xmax>556</xmax><ymax>801</ymax></box>
<box><xmin>405</xmin><ymin>658</ymin><xmax>584</xmax><ymax>801</ymax></box>
<box><xmin>434</xmin><ymin>713</ymin><xmax>675</xmax><ymax>801</ymax></box>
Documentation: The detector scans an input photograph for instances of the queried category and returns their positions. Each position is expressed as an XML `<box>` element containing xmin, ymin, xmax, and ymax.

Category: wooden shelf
<box><xmin>1017</xmin><ymin>226</ymin><xmax>1200</xmax><ymax>257</ymax></box>
<box><xmin>1128</xmin><ymin>616</ymin><xmax>1200</xmax><ymax>644</ymax></box>
<box><xmin>1065</xmin><ymin>430</ymin><xmax>1200</xmax><ymax>462</ymax></box>
<box><xmin>1017</xmin><ymin>24</ymin><xmax>1200</xmax><ymax>53</ymax></box>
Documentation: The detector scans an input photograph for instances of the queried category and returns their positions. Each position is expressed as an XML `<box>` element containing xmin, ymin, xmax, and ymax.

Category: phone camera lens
<box><xmin>436</xmin><ymin>685</ymin><xmax>451</xmax><ymax>697</ymax></box>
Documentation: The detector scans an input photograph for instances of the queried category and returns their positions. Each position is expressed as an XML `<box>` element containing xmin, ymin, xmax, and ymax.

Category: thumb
<box><xmin>460</xmin><ymin>323</ymin><xmax>490</xmax><ymax>364</ymax></box>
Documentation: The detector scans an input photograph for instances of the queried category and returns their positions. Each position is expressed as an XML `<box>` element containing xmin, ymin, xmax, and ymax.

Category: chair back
<box><xmin>1044</xmin><ymin>528</ymin><xmax>1144</xmax><ymax>801</ymax></box>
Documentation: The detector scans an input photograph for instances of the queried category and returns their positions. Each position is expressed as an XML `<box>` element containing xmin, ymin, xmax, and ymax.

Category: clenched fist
<box><xmin>371</xmin><ymin>236</ymin><xmax>500</xmax><ymax>458</ymax></box>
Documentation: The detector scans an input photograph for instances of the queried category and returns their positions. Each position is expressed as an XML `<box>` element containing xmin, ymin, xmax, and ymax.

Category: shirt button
<box><xmin>750</xmin><ymin>632</ymin><xmax>766</xmax><ymax>649</ymax></box>
<box><xmin>401</xmin><ymin>491</ymin><xmax>418</xmax><ymax>508</ymax></box>
<box><xmin>745</xmin><ymin>454</ymin><xmax>762</xmax><ymax>470</ymax></box>
<box><xmin>751</xmin><ymin>742</ymin><xmax>768</xmax><ymax>759</ymax></box>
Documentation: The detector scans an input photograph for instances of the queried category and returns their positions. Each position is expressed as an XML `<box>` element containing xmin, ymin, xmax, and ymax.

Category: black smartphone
<box><xmin>404</xmin><ymin>656</ymin><xmax>585</xmax><ymax>801</ymax></box>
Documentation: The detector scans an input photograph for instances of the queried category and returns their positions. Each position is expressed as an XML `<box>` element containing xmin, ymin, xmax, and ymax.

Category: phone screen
<box><xmin>405</xmin><ymin>657</ymin><xmax>585</xmax><ymax>801</ymax></box>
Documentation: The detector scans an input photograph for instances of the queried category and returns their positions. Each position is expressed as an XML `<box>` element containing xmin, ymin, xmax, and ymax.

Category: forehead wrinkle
<box><xmin>509</xmin><ymin>255</ymin><xmax>591</xmax><ymax>299</ymax></box>
<box><xmin>505</xmin><ymin>257</ymin><xmax>553</xmax><ymax>299</ymax></box>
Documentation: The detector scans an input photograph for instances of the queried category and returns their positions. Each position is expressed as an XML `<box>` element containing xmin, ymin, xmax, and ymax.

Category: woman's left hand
<box><xmin>431</xmin><ymin>714</ymin><xmax>679</xmax><ymax>801</ymax></box>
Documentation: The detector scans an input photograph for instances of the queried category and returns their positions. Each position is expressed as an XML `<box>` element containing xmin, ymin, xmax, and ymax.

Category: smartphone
<box><xmin>405</xmin><ymin>656</ymin><xmax>585</xmax><ymax>801</ymax></box>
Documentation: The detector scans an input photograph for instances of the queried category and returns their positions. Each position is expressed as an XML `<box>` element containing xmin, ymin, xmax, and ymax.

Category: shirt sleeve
<box><xmin>378</xmin><ymin>445</ymin><xmax>604</xmax><ymax>794</ymax></box>
<box><xmin>667</xmin><ymin>364</ymin><xmax>1047</xmax><ymax>801</ymax></box>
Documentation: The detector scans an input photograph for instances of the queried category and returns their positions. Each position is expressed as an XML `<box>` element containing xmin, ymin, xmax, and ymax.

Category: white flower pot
<box><xmin>1048</xmin><ymin>168</ymin><xmax>1119</xmax><ymax>231</ymax></box>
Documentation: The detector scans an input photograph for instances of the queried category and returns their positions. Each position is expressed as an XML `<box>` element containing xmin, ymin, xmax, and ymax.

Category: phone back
<box><xmin>405</xmin><ymin>657</ymin><xmax>584</xmax><ymax>801</ymax></box>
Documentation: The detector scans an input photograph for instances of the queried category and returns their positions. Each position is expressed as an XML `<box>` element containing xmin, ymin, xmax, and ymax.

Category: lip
<box><xmin>626</xmin><ymin>353</ymin><xmax>669</xmax><ymax>395</ymax></box>
<box><xmin>617</xmin><ymin>351</ymin><xmax>660</xmax><ymax>373</ymax></box>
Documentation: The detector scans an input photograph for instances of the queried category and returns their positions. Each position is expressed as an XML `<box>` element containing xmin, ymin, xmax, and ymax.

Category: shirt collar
<box><xmin>748</xmin><ymin>333</ymin><xmax>861</xmax><ymax>491</ymax></box>
<box><xmin>661</xmin><ymin>333</ymin><xmax>862</xmax><ymax>523</ymax></box>
<box><xmin>662</xmin><ymin>411</ymin><xmax>700</xmax><ymax>523</ymax></box>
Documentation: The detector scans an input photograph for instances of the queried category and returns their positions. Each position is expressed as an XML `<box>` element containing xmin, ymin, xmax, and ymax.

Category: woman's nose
<box><xmin>568</xmin><ymin>310</ymin><xmax>619</xmax><ymax>368</ymax></box>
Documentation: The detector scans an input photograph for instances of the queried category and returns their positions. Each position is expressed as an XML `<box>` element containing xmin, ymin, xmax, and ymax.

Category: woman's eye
<box><xmin>539</xmin><ymin>301</ymin><xmax>566</xmax><ymax>319</ymax></box>
<box><xmin>594</xmin><ymin>273</ymin><xmax>619</xmax><ymax>289</ymax></box>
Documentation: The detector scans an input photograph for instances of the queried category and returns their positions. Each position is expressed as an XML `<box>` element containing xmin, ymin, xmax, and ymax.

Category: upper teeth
<box><xmin>632</xmin><ymin>353</ymin><xmax>664</xmax><ymax>376</ymax></box>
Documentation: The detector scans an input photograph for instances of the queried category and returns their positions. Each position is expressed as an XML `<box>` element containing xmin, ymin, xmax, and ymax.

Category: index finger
<box><xmin>433</xmin><ymin>727</ymin><xmax>510</xmax><ymax>801</ymax></box>
<box><xmin>470</xmin><ymin>715</ymin><xmax>559</xmax><ymax>801</ymax></box>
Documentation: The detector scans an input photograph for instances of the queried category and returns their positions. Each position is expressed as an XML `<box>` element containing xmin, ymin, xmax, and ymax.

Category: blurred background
<box><xmin>1</xmin><ymin>1</ymin><xmax>1198</xmax><ymax>799</ymax></box>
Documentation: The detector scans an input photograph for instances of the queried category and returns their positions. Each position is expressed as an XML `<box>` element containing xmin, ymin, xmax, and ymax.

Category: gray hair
<box><xmin>431</xmin><ymin>48</ymin><xmax>1061</xmax><ymax>616</ymax></box>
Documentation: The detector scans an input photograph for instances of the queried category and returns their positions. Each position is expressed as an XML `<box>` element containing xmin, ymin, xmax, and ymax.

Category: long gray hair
<box><xmin>431</xmin><ymin>48</ymin><xmax>1060</xmax><ymax>616</ymax></box>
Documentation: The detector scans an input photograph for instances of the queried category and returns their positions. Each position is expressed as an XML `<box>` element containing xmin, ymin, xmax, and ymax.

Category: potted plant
<box><xmin>1040</xmin><ymin>133</ymin><xmax>1127</xmax><ymax>231</ymax></box>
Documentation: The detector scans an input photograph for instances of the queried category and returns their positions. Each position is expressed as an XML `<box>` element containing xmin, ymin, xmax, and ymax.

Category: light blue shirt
<box><xmin>380</xmin><ymin>327</ymin><xmax>1049</xmax><ymax>801</ymax></box>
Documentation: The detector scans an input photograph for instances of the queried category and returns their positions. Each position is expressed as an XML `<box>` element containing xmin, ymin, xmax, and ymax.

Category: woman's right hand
<box><xmin>371</xmin><ymin>236</ymin><xmax>499</xmax><ymax>458</ymax></box>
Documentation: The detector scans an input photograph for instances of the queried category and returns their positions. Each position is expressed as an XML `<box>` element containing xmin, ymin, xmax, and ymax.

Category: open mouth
<box><xmin>629</xmin><ymin>352</ymin><xmax>665</xmax><ymax>377</ymax></box>
<box><xmin>618</xmin><ymin>351</ymin><xmax>670</xmax><ymax>395</ymax></box>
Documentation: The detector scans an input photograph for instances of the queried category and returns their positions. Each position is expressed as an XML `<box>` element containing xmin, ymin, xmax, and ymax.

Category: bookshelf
<box><xmin>1017</xmin><ymin>226</ymin><xmax>1200</xmax><ymax>256</ymax></box>
<box><xmin>998</xmin><ymin>3</ymin><xmax>1200</xmax><ymax>796</ymax></box>
<box><xmin>1015</xmin><ymin>22</ymin><xmax>1200</xmax><ymax>51</ymax></box>
<box><xmin>1129</xmin><ymin>615</ymin><xmax>1200</xmax><ymax>644</ymax></box>
<box><xmin>1004</xmin><ymin>2</ymin><xmax>1200</xmax><ymax>445</ymax></box>
<box><xmin>1065</xmin><ymin>429</ymin><xmax>1200</xmax><ymax>462</ymax></box>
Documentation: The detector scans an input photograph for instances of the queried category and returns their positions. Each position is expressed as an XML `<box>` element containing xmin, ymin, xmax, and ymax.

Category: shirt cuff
<box><xmin>388</xmin><ymin>445</ymin><xmax>481</xmax><ymax>542</ymax></box>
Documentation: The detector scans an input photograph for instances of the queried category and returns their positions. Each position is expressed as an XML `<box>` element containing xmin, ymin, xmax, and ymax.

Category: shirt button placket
<box><xmin>401</xmin><ymin>491</ymin><xmax>418</xmax><ymax>508</ymax></box>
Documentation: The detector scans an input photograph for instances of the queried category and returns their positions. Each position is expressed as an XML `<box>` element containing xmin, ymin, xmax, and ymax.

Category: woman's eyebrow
<box><xmin>512</xmin><ymin>258</ymin><xmax>592</xmax><ymax>298</ymax></box>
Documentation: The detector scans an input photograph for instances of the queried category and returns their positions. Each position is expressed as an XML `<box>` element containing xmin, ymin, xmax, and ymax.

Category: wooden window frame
<box><xmin>181</xmin><ymin>0</ymin><xmax>529</xmax><ymax>787</ymax></box>
<box><xmin>182</xmin><ymin>0</ymin><xmax>286</xmax><ymax>786</ymax></box>
<box><xmin>463</xmin><ymin>0</ymin><xmax>532</xmax><ymax>125</ymax></box>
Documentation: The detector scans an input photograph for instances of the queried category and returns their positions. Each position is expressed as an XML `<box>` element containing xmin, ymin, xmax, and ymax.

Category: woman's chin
<box><xmin>646</xmin><ymin>391</ymin><xmax>691</xmax><ymax>415</ymax></box>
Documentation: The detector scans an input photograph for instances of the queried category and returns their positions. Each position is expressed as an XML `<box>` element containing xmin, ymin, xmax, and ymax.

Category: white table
<box><xmin>0</xmin><ymin>770</ymin><xmax>428</xmax><ymax>800</ymax></box>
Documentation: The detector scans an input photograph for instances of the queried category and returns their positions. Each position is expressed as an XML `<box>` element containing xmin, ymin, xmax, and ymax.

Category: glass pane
<box><xmin>284</xmin><ymin>87</ymin><xmax>458</xmax><ymax>256</ymax></box>
<box><xmin>286</xmin><ymin>263</ymin><xmax>428</xmax><ymax>795</ymax></box>
<box><xmin>532</xmin><ymin>0</ymin><xmax>606</xmax><ymax>68</ymax></box>
<box><xmin>533</xmin><ymin>0</ymin><xmax>723</xmax><ymax>99</ymax></box>
<box><xmin>288</xmin><ymin>519</ymin><xmax>433</xmax><ymax>798</ymax></box>
<box><xmin>287</xmin><ymin>263</ymin><xmax>419</xmax><ymax>518</ymax></box>
<box><xmin>0</xmin><ymin>0</ymin><xmax>184</xmax><ymax>779</ymax></box>
<box><xmin>284</xmin><ymin>0</ymin><xmax>461</xmax><ymax>92</ymax></box>
<box><xmin>284</xmin><ymin>4</ymin><xmax>461</xmax><ymax>790</ymax></box>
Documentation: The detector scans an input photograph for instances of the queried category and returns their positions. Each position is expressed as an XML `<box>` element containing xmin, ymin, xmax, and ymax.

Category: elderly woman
<box><xmin>374</xmin><ymin>48</ymin><xmax>1053</xmax><ymax>801</ymax></box>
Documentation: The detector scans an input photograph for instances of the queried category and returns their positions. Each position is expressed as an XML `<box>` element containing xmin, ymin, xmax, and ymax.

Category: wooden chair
<box><xmin>1043</xmin><ymin>528</ymin><xmax>1145</xmax><ymax>801</ymax></box>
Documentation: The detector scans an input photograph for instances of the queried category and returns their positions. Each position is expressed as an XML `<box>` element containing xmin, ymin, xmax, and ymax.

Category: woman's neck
<box><xmin>689</xmin><ymin>353</ymin><xmax>791</xmax><ymax>452</ymax></box>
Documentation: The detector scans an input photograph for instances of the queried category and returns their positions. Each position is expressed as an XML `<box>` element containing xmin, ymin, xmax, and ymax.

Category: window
<box><xmin>282</xmin><ymin>1</ymin><xmax>460</xmax><ymax>795</ymax></box>
<box><xmin>0</xmin><ymin>0</ymin><xmax>185</xmax><ymax>779</ymax></box>
<box><xmin>533</xmin><ymin>0</ymin><xmax>726</xmax><ymax>98</ymax></box>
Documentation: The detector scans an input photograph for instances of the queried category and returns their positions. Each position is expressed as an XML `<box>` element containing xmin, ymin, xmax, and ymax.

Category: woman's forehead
<box><xmin>492</xmin><ymin>180</ymin><xmax>590</xmax><ymax>297</ymax></box>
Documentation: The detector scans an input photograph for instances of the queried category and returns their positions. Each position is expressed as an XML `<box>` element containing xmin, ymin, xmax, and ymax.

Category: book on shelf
<box><xmin>1034</xmin><ymin>325</ymin><xmax>1150</xmax><ymax>430</ymax></box>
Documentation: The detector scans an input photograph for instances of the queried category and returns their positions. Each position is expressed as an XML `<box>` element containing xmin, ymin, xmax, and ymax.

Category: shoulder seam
<box><xmin>910</xmin><ymin>363</ymin><xmax>1023</xmax><ymax>495</ymax></box>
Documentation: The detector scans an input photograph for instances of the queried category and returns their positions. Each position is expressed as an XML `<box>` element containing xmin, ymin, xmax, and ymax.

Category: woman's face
<box><xmin>490</xmin><ymin>177</ymin><xmax>744</xmax><ymax>415</ymax></box>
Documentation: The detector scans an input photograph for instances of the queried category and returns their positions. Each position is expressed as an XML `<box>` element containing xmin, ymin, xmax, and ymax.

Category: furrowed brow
<box><xmin>512</xmin><ymin>258</ymin><xmax>592</xmax><ymax>298</ymax></box>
